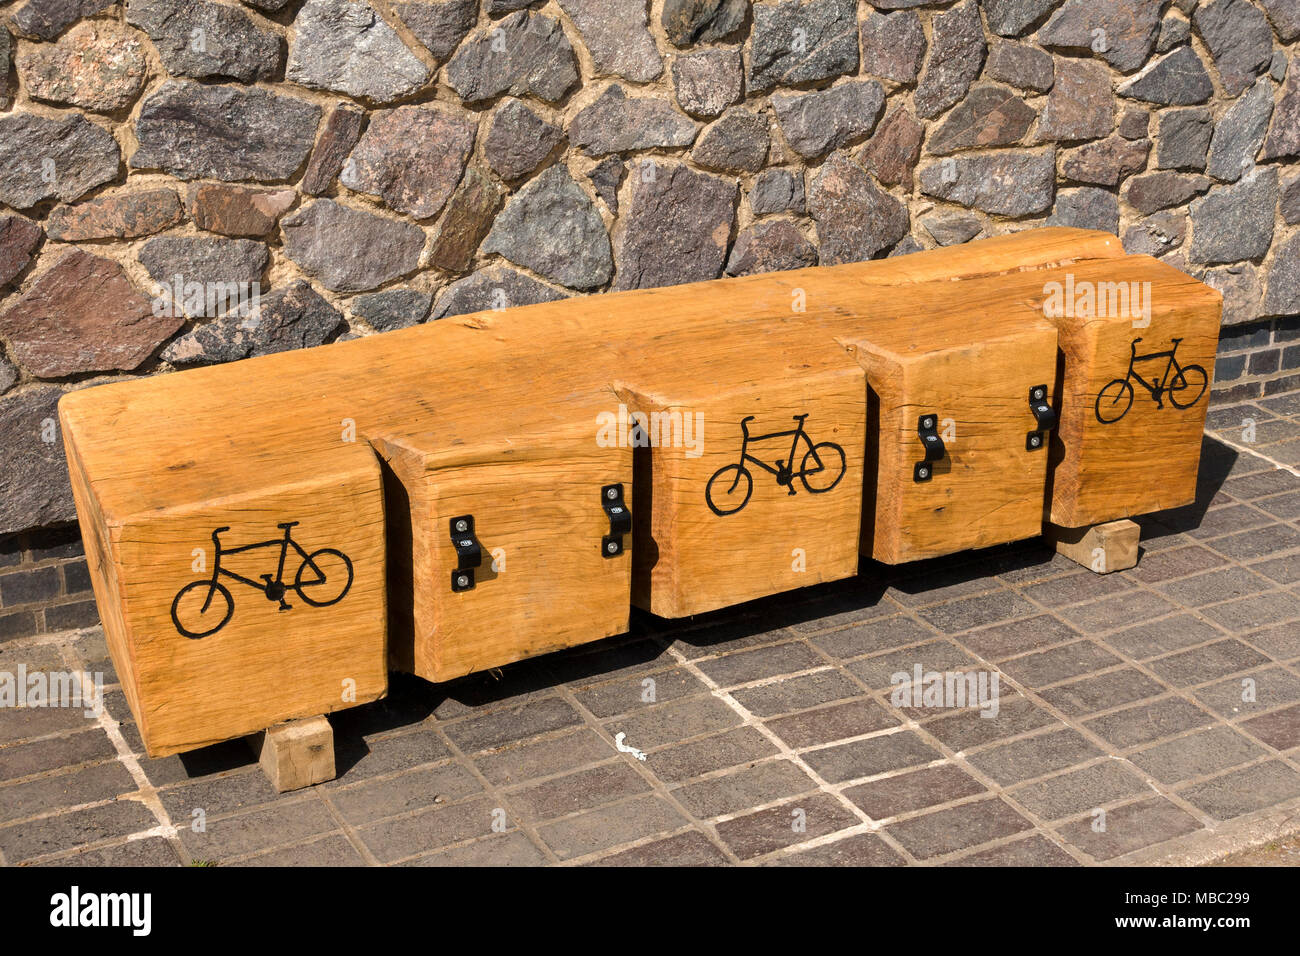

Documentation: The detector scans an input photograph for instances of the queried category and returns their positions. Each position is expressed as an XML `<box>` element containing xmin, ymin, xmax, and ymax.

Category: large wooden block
<box><xmin>616</xmin><ymin>327</ymin><xmax>866</xmax><ymax>617</ymax></box>
<box><xmin>59</xmin><ymin>383</ymin><xmax>388</xmax><ymax>758</ymax></box>
<box><xmin>836</xmin><ymin>310</ymin><xmax>1060</xmax><ymax>564</ymax></box>
<box><xmin>1036</xmin><ymin>257</ymin><xmax>1223</xmax><ymax>527</ymax></box>
<box><xmin>370</xmin><ymin>409</ymin><xmax>634</xmax><ymax>683</ymax></box>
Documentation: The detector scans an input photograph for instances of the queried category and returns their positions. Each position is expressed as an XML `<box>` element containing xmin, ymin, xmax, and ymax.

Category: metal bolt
<box><xmin>455</xmin><ymin>520</ymin><xmax>467</xmax><ymax>532</ymax></box>
<box><xmin>918</xmin><ymin>467</ymin><xmax>929</xmax><ymax>479</ymax></box>
<box><xmin>456</xmin><ymin>575</ymin><xmax>469</xmax><ymax>588</ymax></box>
<box><xmin>1030</xmin><ymin>435</ymin><xmax>1041</xmax><ymax>448</ymax></box>
<box><xmin>610</xmin><ymin>506</ymin><xmax>622</xmax><ymax>514</ymax></box>
<box><xmin>606</xmin><ymin>487</ymin><xmax>618</xmax><ymax>499</ymax></box>
<box><xmin>606</xmin><ymin>541</ymin><xmax>618</xmax><ymax>554</ymax></box>
<box><xmin>460</xmin><ymin>539</ymin><xmax>471</xmax><ymax>547</ymax></box>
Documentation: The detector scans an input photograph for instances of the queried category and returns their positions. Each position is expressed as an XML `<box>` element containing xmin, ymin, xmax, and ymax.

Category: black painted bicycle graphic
<box><xmin>706</xmin><ymin>414</ymin><xmax>846</xmax><ymax>516</ymax></box>
<box><xmin>170</xmin><ymin>522</ymin><xmax>353</xmax><ymax>639</ymax></box>
<box><xmin>1095</xmin><ymin>337</ymin><xmax>1208</xmax><ymax>425</ymax></box>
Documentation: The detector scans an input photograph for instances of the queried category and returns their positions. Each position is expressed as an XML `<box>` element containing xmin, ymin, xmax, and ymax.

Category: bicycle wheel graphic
<box><xmin>800</xmin><ymin>442</ymin><xmax>846</xmax><ymax>494</ymax></box>
<box><xmin>1168</xmin><ymin>364</ymin><xmax>1207</xmax><ymax>410</ymax></box>
<box><xmin>294</xmin><ymin>548</ymin><xmax>353</xmax><ymax>607</ymax></box>
<box><xmin>706</xmin><ymin>465</ymin><xmax>754</xmax><ymax>516</ymax></box>
<box><xmin>171</xmin><ymin>580</ymin><xmax>234</xmax><ymax>639</ymax></box>
<box><xmin>1095</xmin><ymin>379</ymin><xmax>1134</xmax><ymax>424</ymax></box>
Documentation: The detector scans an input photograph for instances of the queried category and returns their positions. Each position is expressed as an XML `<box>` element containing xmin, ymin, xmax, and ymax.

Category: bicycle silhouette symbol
<box><xmin>706</xmin><ymin>414</ymin><xmax>846</xmax><ymax>516</ymax></box>
<box><xmin>170</xmin><ymin>522</ymin><xmax>353</xmax><ymax>639</ymax></box>
<box><xmin>1095</xmin><ymin>337</ymin><xmax>1208</xmax><ymax>425</ymax></box>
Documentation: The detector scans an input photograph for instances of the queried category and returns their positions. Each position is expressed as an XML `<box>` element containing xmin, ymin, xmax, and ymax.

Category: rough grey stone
<box><xmin>929</xmin><ymin>84</ymin><xmax>1035</xmax><ymax>154</ymax></box>
<box><xmin>1061</xmin><ymin>135</ymin><xmax>1150</xmax><ymax>186</ymax></box>
<box><xmin>747</xmin><ymin>0</ymin><xmax>859</xmax><ymax>93</ymax></box>
<box><xmin>393</xmin><ymin>0</ymin><xmax>476</xmax><ymax>60</ymax></box>
<box><xmin>1195</xmin><ymin>261</ymin><xmax>1262</xmax><ymax>323</ymax></box>
<box><xmin>1157</xmin><ymin>12</ymin><xmax>1191</xmax><ymax>52</ymax></box>
<box><xmin>8</xmin><ymin>0</ymin><xmax>113</xmax><ymax>41</ymax></box>
<box><xmin>0</xmin><ymin>112</ymin><xmax>119</xmax><ymax>208</ymax></box>
<box><xmin>750</xmin><ymin>168</ymin><xmax>805</xmax><ymax>216</ymax></box>
<box><xmin>859</xmin><ymin>106</ymin><xmax>923</xmax><ymax>186</ymax></box>
<box><xmin>1272</xmin><ymin>50</ymin><xmax>1289</xmax><ymax>81</ymax></box>
<box><xmin>350</xmin><ymin>288</ymin><xmax>433</xmax><ymax>332</ymax></box>
<box><xmin>772</xmin><ymin>81</ymin><xmax>885</xmax><ymax>159</ymax></box>
<box><xmin>0</xmin><ymin>29</ymin><xmax>9</xmax><ymax>109</ymax></box>
<box><xmin>1193</xmin><ymin>0</ymin><xmax>1275</xmax><ymax>97</ymax></box>
<box><xmin>1207</xmin><ymin>78</ymin><xmax>1274</xmax><ymax>182</ymax></box>
<box><xmin>301</xmin><ymin>104</ymin><xmax>365</xmax><ymax>196</ymax></box>
<box><xmin>282</xmin><ymin>200</ymin><xmax>425</xmax><ymax>292</ymax></box>
<box><xmin>0</xmin><ymin>356</ymin><xmax>15</xmax><ymax>395</ymax></box>
<box><xmin>860</xmin><ymin>10</ymin><xmax>925</xmax><ymax>85</ymax></box>
<box><xmin>433</xmin><ymin>266</ymin><xmax>567</xmax><ymax>318</ymax></box>
<box><xmin>1122</xmin><ymin>211</ymin><xmax>1187</xmax><ymax>257</ymax></box>
<box><xmin>1123</xmin><ymin>171</ymin><xmax>1211</xmax><ymax>213</ymax></box>
<box><xmin>16</xmin><ymin>22</ymin><xmax>147</xmax><ymax>112</ymax></box>
<box><xmin>1119</xmin><ymin>45</ymin><xmax>1215</xmax><ymax>105</ymax></box>
<box><xmin>1260</xmin><ymin>0</ymin><xmax>1300</xmax><ymax>43</ymax></box>
<box><xmin>340</xmin><ymin>104</ymin><xmax>477</xmax><ymax>220</ymax></box>
<box><xmin>1262</xmin><ymin>61</ymin><xmax>1300</xmax><ymax>160</ymax></box>
<box><xmin>982</xmin><ymin>0</ymin><xmax>1056</xmax><ymax>38</ymax></box>
<box><xmin>1188</xmin><ymin>168</ymin><xmax>1278</xmax><ymax>264</ymax></box>
<box><xmin>726</xmin><ymin>220</ymin><xmax>817</xmax><ymax>276</ymax></box>
<box><xmin>1119</xmin><ymin>110</ymin><xmax>1150</xmax><ymax>139</ymax></box>
<box><xmin>810</xmin><ymin>152</ymin><xmax>909</xmax><ymax>263</ymax></box>
<box><xmin>918</xmin><ymin>149</ymin><xmax>1056</xmax><ymax>216</ymax></box>
<box><xmin>914</xmin><ymin>0</ymin><xmax>986</xmax><ymax>119</ymax></box>
<box><xmin>692</xmin><ymin>108</ymin><xmax>769</xmax><ymax>173</ymax></box>
<box><xmin>1038</xmin><ymin>58</ymin><xmax>1113</xmax><ymax>141</ymax></box>
<box><xmin>126</xmin><ymin>0</ymin><xmax>282</xmax><ymax>82</ymax></box>
<box><xmin>138</xmin><ymin>237</ymin><xmax>268</xmax><ymax>291</ymax></box>
<box><xmin>1046</xmin><ymin>186</ymin><xmax>1120</xmax><ymax>234</ymax></box>
<box><xmin>1037</xmin><ymin>0</ymin><xmax>1162</xmax><ymax>73</ymax></box>
<box><xmin>132</xmin><ymin>81</ymin><xmax>320</xmax><ymax>182</ymax></box>
<box><xmin>588</xmin><ymin>157</ymin><xmax>623</xmax><ymax>213</ymax></box>
<box><xmin>426</xmin><ymin>167</ymin><xmax>505</xmax><ymax>273</ymax></box>
<box><xmin>661</xmin><ymin>0</ymin><xmax>747</xmax><ymax>46</ymax></box>
<box><xmin>162</xmin><ymin>280</ymin><xmax>345</xmax><ymax>366</ymax></box>
<box><xmin>570</xmin><ymin>85</ymin><xmax>699</xmax><ymax>156</ymax></box>
<box><xmin>287</xmin><ymin>0</ymin><xmax>430</xmax><ymax>104</ymax></box>
<box><xmin>242</xmin><ymin>0</ymin><xmax>293</xmax><ymax>10</ymax></box>
<box><xmin>613</xmin><ymin>163</ymin><xmax>736</xmax><ymax>290</ymax></box>
<box><xmin>671</xmin><ymin>48</ymin><xmax>743</xmax><ymax>119</ymax></box>
<box><xmin>447</xmin><ymin>10</ymin><xmax>579</xmax><ymax>103</ymax></box>
<box><xmin>985</xmin><ymin>39</ymin><xmax>1054</xmax><ymax>93</ymax></box>
<box><xmin>484</xmin><ymin>100</ymin><xmax>565</xmax><ymax>181</ymax></box>
<box><xmin>1156</xmin><ymin>107</ymin><xmax>1213</xmax><ymax>170</ymax></box>
<box><xmin>558</xmin><ymin>0</ymin><xmax>661</xmax><ymax>82</ymax></box>
<box><xmin>889</xmin><ymin>235</ymin><xmax>924</xmax><ymax>257</ymax></box>
<box><xmin>920</xmin><ymin>213</ymin><xmax>982</xmax><ymax>246</ymax></box>
<box><xmin>1263</xmin><ymin>232</ymin><xmax>1300</xmax><ymax>315</ymax></box>
<box><xmin>482</xmin><ymin>164</ymin><xmax>613</xmax><ymax>290</ymax></box>
<box><xmin>0</xmin><ymin>385</ymin><xmax>74</xmax><ymax>534</ymax></box>
<box><xmin>1282</xmin><ymin>172</ymin><xmax>1300</xmax><ymax>224</ymax></box>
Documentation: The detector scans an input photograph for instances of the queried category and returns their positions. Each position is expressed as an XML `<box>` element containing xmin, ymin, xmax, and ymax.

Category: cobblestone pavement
<box><xmin>3</xmin><ymin>396</ymin><xmax>1300</xmax><ymax>867</ymax></box>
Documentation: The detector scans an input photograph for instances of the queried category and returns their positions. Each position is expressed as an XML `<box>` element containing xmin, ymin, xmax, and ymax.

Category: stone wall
<box><xmin>1</xmin><ymin>0</ymin><xmax>1299</xmax><ymax>614</ymax></box>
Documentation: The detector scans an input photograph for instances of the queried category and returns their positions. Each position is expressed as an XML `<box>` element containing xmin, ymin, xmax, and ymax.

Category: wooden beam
<box><xmin>1047</xmin><ymin>519</ymin><xmax>1140</xmax><ymax>574</ymax></box>
<box><xmin>248</xmin><ymin>716</ymin><xmax>335</xmax><ymax>793</ymax></box>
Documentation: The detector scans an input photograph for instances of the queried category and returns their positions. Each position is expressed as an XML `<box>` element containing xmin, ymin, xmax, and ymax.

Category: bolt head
<box><xmin>455</xmin><ymin>520</ymin><xmax>467</xmax><ymax>532</ymax></box>
<box><xmin>919</xmin><ymin>467</ymin><xmax>929</xmax><ymax>478</ymax></box>
<box><xmin>605</xmin><ymin>488</ymin><xmax>617</xmax><ymax>499</ymax></box>
<box><xmin>456</xmin><ymin>575</ymin><xmax>469</xmax><ymax>587</ymax></box>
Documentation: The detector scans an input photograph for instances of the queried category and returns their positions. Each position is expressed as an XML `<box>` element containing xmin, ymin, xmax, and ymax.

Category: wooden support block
<box><xmin>616</xmin><ymin>325</ymin><xmax>866</xmax><ymax>617</ymax></box>
<box><xmin>834</xmin><ymin>301</ymin><xmax>1060</xmax><ymax>564</ymax></box>
<box><xmin>1048</xmin><ymin>519</ymin><xmax>1140</xmax><ymax>574</ymax></box>
<box><xmin>1036</xmin><ymin>257</ymin><xmax>1223</xmax><ymax>527</ymax></box>
<box><xmin>249</xmin><ymin>716</ymin><xmax>335</xmax><ymax>792</ymax></box>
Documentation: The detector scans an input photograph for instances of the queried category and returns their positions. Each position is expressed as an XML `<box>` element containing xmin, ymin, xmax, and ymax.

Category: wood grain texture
<box><xmin>249</xmin><ymin>716</ymin><xmax>335</xmax><ymax>793</ymax></box>
<box><xmin>58</xmin><ymin>228</ymin><xmax>1132</xmax><ymax>754</ymax></box>
<box><xmin>1048</xmin><ymin>519</ymin><xmax>1140</xmax><ymax>573</ymax></box>
<box><xmin>1035</xmin><ymin>257</ymin><xmax>1223</xmax><ymax>527</ymax></box>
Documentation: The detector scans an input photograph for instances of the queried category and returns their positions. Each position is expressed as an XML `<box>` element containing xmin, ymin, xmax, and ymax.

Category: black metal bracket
<box><xmin>601</xmin><ymin>483</ymin><xmax>631</xmax><ymax>558</ymax></box>
<box><xmin>449</xmin><ymin>515</ymin><xmax>482</xmax><ymax>592</ymax></box>
<box><xmin>914</xmin><ymin>413</ymin><xmax>945</xmax><ymax>482</ymax></box>
<box><xmin>1026</xmin><ymin>384</ymin><xmax>1056</xmax><ymax>452</ymax></box>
